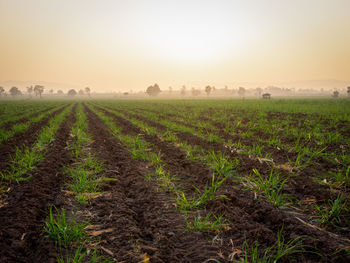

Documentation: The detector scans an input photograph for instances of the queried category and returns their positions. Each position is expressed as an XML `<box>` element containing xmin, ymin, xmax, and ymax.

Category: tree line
<box><xmin>0</xmin><ymin>86</ymin><xmax>91</xmax><ymax>98</ymax></box>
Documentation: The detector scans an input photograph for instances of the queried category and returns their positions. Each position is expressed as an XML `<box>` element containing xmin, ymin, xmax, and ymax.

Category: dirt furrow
<box><xmin>0</xmin><ymin>104</ymin><xmax>76</xmax><ymax>263</ymax></box>
<box><xmin>0</xmin><ymin>105</ymin><xmax>68</xmax><ymax>172</ymax></box>
<box><xmin>84</xmin><ymin>105</ymin><xmax>225</xmax><ymax>262</ymax></box>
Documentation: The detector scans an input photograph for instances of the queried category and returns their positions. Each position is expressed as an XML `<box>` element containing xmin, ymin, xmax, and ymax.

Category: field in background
<box><xmin>0</xmin><ymin>98</ymin><xmax>349</xmax><ymax>262</ymax></box>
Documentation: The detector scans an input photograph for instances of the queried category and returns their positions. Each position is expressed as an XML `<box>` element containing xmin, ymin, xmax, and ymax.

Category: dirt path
<box><xmin>0</xmin><ymin>105</ymin><xmax>67</xmax><ymax>172</ymax></box>
<box><xmin>0</xmin><ymin>105</ymin><xmax>76</xmax><ymax>263</ymax></box>
<box><xmin>84</xmin><ymin>105</ymin><xmax>225</xmax><ymax>262</ymax></box>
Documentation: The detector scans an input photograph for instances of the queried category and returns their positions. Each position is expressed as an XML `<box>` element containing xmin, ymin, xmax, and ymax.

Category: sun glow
<box><xmin>1</xmin><ymin>0</ymin><xmax>349</xmax><ymax>91</ymax></box>
<box><xmin>143</xmin><ymin>21</ymin><xmax>236</xmax><ymax>62</ymax></box>
<box><xmin>132</xmin><ymin>1</ymin><xmax>247</xmax><ymax>63</ymax></box>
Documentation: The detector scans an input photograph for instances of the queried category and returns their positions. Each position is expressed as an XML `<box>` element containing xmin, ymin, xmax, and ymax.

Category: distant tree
<box><xmin>123</xmin><ymin>92</ymin><xmax>129</xmax><ymax>95</ymax></box>
<box><xmin>256</xmin><ymin>87</ymin><xmax>262</xmax><ymax>97</ymax></box>
<box><xmin>205</xmin><ymin>85</ymin><xmax>212</xmax><ymax>96</ymax></box>
<box><xmin>146</xmin><ymin>83</ymin><xmax>161</xmax><ymax>96</ymax></box>
<box><xmin>49</xmin><ymin>89</ymin><xmax>54</xmax><ymax>95</ymax></box>
<box><xmin>85</xmin><ymin>87</ymin><xmax>91</xmax><ymax>97</ymax></box>
<box><xmin>168</xmin><ymin>86</ymin><xmax>172</xmax><ymax>94</ymax></box>
<box><xmin>26</xmin><ymin>86</ymin><xmax>33</xmax><ymax>98</ymax></box>
<box><xmin>191</xmin><ymin>88</ymin><xmax>201</xmax><ymax>96</ymax></box>
<box><xmin>347</xmin><ymin>86</ymin><xmax>350</xmax><ymax>97</ymax></box>
<box><xmin>238</xmin><ymin>87</ymin><xmax>246</xmax><ymax>98</ymax></box>
<box><xmin>57</xmin><ymin>90</ymin><xmax>64</xmax><ymax>95</ymax></box>
<box><xmin>34</xmin><ymin>85</ymin><xmax>44</xmax><ymax>98</ymax></box>
<box><xmin>9</xmin><ymin>87</ymin><xmax>22</xmax><ymax>97</ymax></box>
<box><xmin>180</xmin><ymin>85</ymin><xmax>186</xmax><ymax>96</ymax></box>
<box><xmin>67</xmin><ymin>89</ymin><xmax>77</xmax><ymax>96</ymax></box>
<box><xmin>0</xmin><ymin>86</ymin><xmax>5</xmax><ymax>97</ymax></box>
<box><xmin>212</xmin><ymin>86</ymin><xmax>216</xmax><ymax>92</ymax></box>
<box><xmin>332</xmin><ymin>90</ymin><xmax>339</xmax><ymax>98</ymax></box>
<box><xmin>78</xmin><ymin>89</ymin><xmax>85</xmax><ymax>95</ymax></box>
<box><xmin>224</xmin><ymin>85</ymin><xmax>228</xmax><ymax>93</ymax></box>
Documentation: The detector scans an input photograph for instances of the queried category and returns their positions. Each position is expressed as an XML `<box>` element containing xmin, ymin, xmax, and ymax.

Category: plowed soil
<box><xmin>90</xmin><ymin>105</ymin><xmax>350</xmax><ymax>262</ymax></box>
<box><xmin>84</xmin><ymin>105</ymin><xmax>225</xmax><ymax>262</ymax></box>
<box><xmin>0</xmin><ymin>105</ymin><xmax>76</xmax><ymax>263</ymax></box>
<box><xmin>0</xmin><ymin>100</ymin><xmax>349</xmax><ymax>263</ymax></box>
<box><xmin>0</xmin><ymin>105</ymin><xmax>67</xmax><ymax>172</ymax></box>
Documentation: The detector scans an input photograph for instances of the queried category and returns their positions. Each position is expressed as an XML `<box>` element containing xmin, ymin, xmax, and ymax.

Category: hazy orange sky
<box><xmin>0</xmin><ymin>0</ymin><xmax>349</xmax><ymax>92</ymax></box>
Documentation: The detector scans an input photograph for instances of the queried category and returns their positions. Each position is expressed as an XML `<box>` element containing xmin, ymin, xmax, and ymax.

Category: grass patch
<box><xmin>44</xmin><ymin>206</ymin><xmax>87</xmax><ymax>247</ymax></box>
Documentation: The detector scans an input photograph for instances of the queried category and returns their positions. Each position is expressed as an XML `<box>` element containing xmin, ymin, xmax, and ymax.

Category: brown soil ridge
<box><xmin>0</xmin><ymin>104</ymin><xmax>76</xmax><ymax>263</ymax></box>
<box><xmin>0</xmin><ymin>105</ymin><xmax>68</xmax><ymax>172</ymax></box>
<box><xmin>84</xmin><ymin>104</ymin><xmax>225</xmax><ymax>263</ymax></box>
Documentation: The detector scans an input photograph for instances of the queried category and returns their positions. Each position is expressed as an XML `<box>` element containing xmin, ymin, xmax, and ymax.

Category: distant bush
<box><xmin>146</xmin><ymin>83</ymin><xmax>161</xmax><ymax>96</ymax></box>
<box><xmin>68</xmin><ymin>89</ymin><xmax>77</xmax><ymax>96</ymax></box>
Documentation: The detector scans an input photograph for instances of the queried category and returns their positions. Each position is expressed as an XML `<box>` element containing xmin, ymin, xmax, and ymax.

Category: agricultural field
<box><xmin>0</xmin><ymin>98</ymin><xmax>349</xmax><ymax>262</ymax></box>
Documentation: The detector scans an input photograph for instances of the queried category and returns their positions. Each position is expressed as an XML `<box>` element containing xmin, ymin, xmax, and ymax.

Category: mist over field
<box><xmin>0</xmin><ymin>0</ymin><xmax>349</xmax><ymax>95</ymax></box>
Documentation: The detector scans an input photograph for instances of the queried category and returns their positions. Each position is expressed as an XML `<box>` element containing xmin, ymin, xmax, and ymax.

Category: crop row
<box><xmin>0</xmin><ymin>104</ymin><xmax>68</xmax><ymax>144</ymax></box>
<box><xmin>0</xmin><ymin>104</ymin><xmax>73</xmax><ymax>185</ymax></box>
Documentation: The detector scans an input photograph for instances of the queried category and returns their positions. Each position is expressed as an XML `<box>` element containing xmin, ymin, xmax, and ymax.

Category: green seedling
<box><xmin>241</xmin><ymin>228</ymin><xmax>304</xmax><ymax>263</ymax></box>
<box><xmin>186</xmin><ymin>212</ymin><xmax>228</xmax><ymax>232</ymax></box>
<box><xmin>149</xmin><ymin>151</ymin><xmax>162</xmax><ymax>166</ymax></box>
<box><xmin>314</xmin><ymin>194</ymin><xmax>348</xmax><ymax>226</ymax></box>
<box><xmin>44</xmin><ymin>206</ymin><xmax>87</xmax><ymax>247</ymax></box>
<box><xmin>5</xmin><ymin>147</ymin><xmax>44</xmax><ymax>182</ymax></box>
<box><xmin>206</xmin><ymin>151</ymin><xmax>238</xmax><ymax>177</ymax></box>
<box><xmin>176</xmin><ymin>173</ymin><xmax>228</xmax><ymax>210</ymax></box>
<box><xmin>245</xmin><ymin>169</ymin><xmax>288</xmax><ymax>207</ymax></box>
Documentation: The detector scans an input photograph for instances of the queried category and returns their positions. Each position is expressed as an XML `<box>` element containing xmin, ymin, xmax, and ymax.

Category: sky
<box><xmin>0</xmin><ymin>0</ymin><xmax>349</xmax><ymax>92</ymax></box>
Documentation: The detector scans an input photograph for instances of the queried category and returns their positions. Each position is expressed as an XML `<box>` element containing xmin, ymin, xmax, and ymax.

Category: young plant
<box><xmin>245</xmin><ymin>169</ymin><xmax>288</xmax><ymax>207</ymax></box>
<box><xmin>314</xmin><ymin>194</ymin><xmax>348</xmax><ymax>226</ymax></box>
<box><xmin>176</xmin><ymin>173</ymin><xmax>228</xmax><ymax>210</ymax></box>
<box><xmin>241</xmin><ymin>228</ymin><xmax>304</xmax><ymax>263</ymax></box>
<box><xmin>44</xmin><ymin>206</ymin><xmax>87</xmax><ymax>247</ymax></box>
<box><xmin>149</xmin><ymin>151</ymin><xmax>162</xmax><ymax>166</ymax></box>
<box><xmin>331</xmin><ymin>166</ymin><xmax>350</xmax><ymax>187</ymax></box>
<box><xmin>57</xmin><ymin>246</ymin><xmax>112</xmax><ymax>263</ymax></box>
<box><xmin>206</xmin><ymin>151</ymin><xmax>238</xmax><ymax>177</ymax></box>
<box><xmin>186</xmin><ymin>212</ymin><xmax>228</xmax><ymax>232</ymax></box>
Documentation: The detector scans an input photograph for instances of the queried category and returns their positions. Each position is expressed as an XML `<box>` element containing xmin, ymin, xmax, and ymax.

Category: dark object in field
<box><xmin>262</xmin><ymin>93</ymin><xmax>271</xmax><ymax>99</ymax></box>
<box><xmin>332</xmin><ymin>90</ymin><xmax>339</xmax><ymax>98</ymax></box>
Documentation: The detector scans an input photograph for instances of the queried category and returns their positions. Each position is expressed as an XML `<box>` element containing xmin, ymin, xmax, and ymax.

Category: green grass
<box><xmin>186</xmin><ymin>212</ymin><xmax>228</xmax><ymax>232</ymax></box>
<box><xmin>176</xmin><ymin>173</ymin><xmax>229</xmax><ymax>210</ymax></box>
<box><xmin>206</xmin><ymin>151</ymin><xmax>239</xmax><ymax>177</ymax></box>
<box><xmin>241</xmin><ymin>228</ymin><xmax>304</xmax><ymax>263</ymax></box>
<box><xmin>57</xmin><ymin>246</ymin><xmax>112</xmax><ymax>263</ymax></box>
<box><xmin>0</xmin><ymin>105</ymin><xmax>73</xmax><ymax>182</ymax></box>
<box><xmin>44</xmin><ymin>206</ymin><xmax>87</xmax><ymax>247</ymax></box>
<box><xmin>244</xmin><ymin>169</ymin><xmax>289</xmax><ymax>207</ymax></box>
<box><xmin>314</xmin><ymin>194</ymin><xmax>348</xmax><ymax>226</ymax></box>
